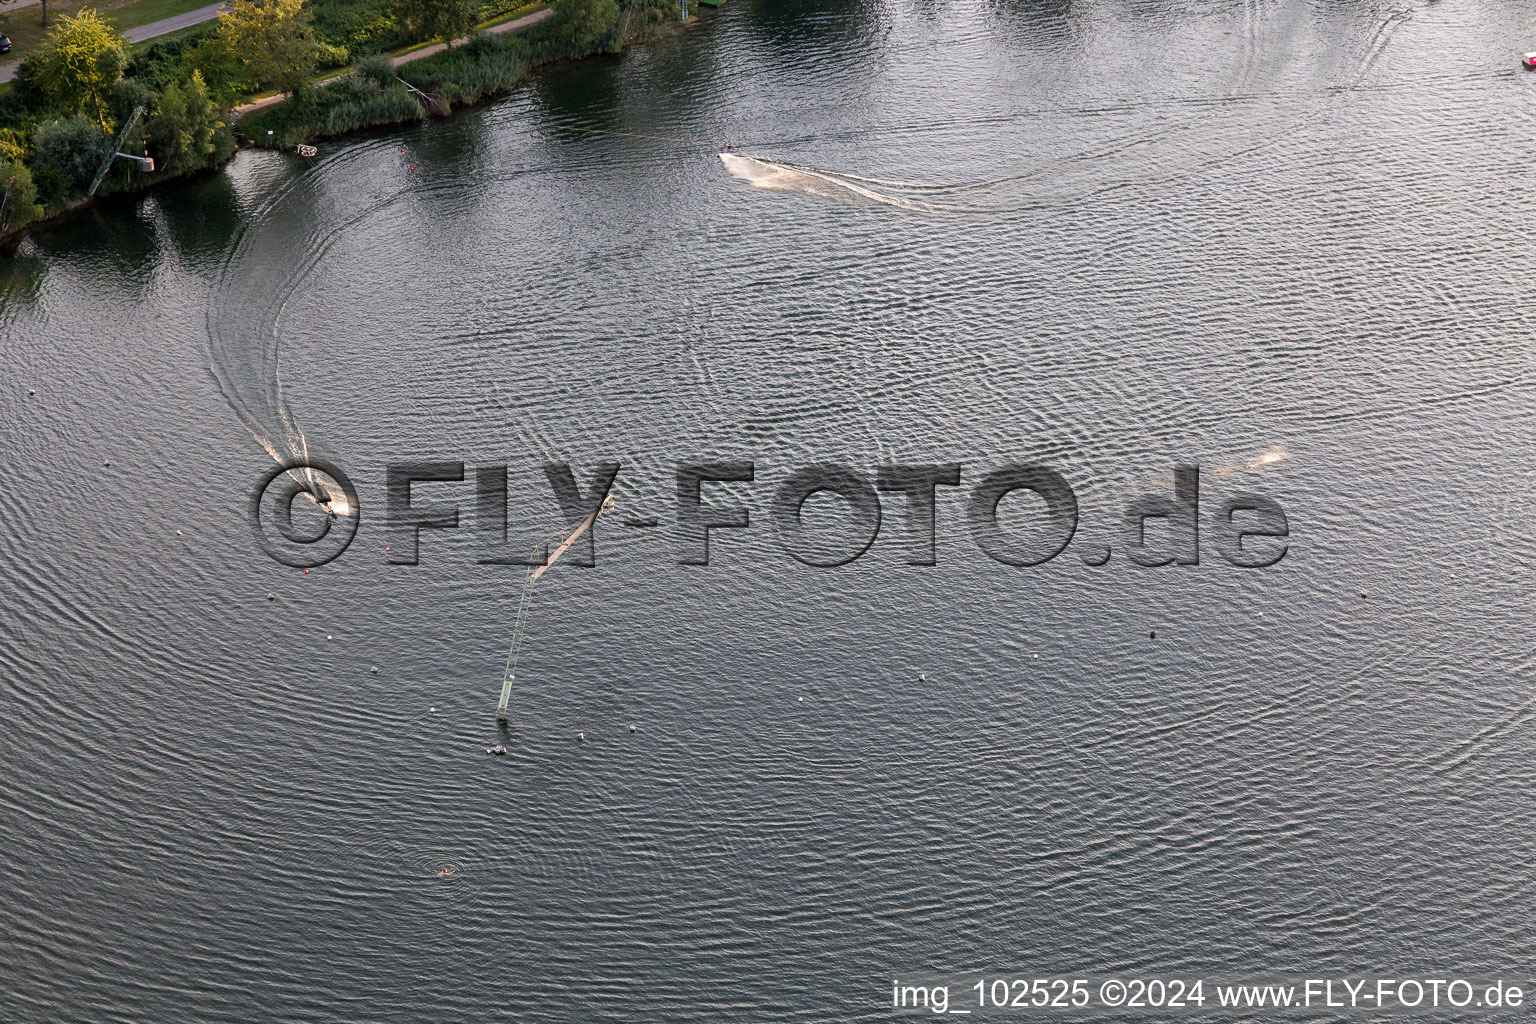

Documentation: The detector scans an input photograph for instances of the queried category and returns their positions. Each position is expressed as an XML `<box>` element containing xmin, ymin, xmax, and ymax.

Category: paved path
<box><xmin>0</xmin><ymin>2</ymin><xmax>229</xmax><ymax>82</ymax></box>
<box><xmin>232</xmin><ymin>6</ymin><xmax>552</xmax><ymax>119</ymax></box>
<box><xmin>122</xmin><ymin>2</ymin><xmax>227</xmax><ymax>42</ymax></box>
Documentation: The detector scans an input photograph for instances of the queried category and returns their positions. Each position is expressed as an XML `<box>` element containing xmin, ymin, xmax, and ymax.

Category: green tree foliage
<box><xmin>149</xmin><ymin>71</ymin><xmax>234</xmax><ymax>176</ymax></box>
<box><xmin>33</xmin><ymin>115</ymin><xmax>109</xmax><ymax>190</ymax></box>
<box><xmin>553</xmin><ymin>0</ymin><xmax>620</xmax><ymax>53</ymax></box>
<box><xmin>0</xmin><ymin>158</ymin><xmax>43</xmax><ymax>233</ymax></box>
<box><xmin>217</xmin><ymin>0</ymin><xmax>325</xmax><ymax>97</ymax></box>
<box><xmin>391</xmin><ymin>0</ymin><xmax>478</xmax><ymax>46</ymax></box>
<box><xmin>184</xmin><ymin>33</ymin><xmax>244</xmax><ymax>101</ymax></box>
<box><xmin>17</xmin><ymin>9</ymin><xmax>129</xmax><ymax>129</ymax></box>
<box><xmin>112</xmin><ymin>78</ymin><xmax>155</xmax><ymax>126</ymax></box>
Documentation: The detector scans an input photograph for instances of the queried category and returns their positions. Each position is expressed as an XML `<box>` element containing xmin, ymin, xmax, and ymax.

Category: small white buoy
<box><xmin>430</xmin><ymin>706</ymin><xmax>437</xmax><ymax>713</ymax></box>
<box><xmin>326</xmin><ymin>634</ymin><xmax>332</xmax><ymax>640</ymax></box>
<box><xmin>629</xmin><ymin>724</ymin><xmax>636</xmax><ymax>733</ymax></box>
<box><xmin>797</xmin><ymin>696</ymin><xmax>803</xmax><ymax>702</ymax></box>
<box><xmin>266</xmin><ymin>592</ymin><xmax>275</xmax><ymax>601</ymax></box>
<box><xmin>1032</xmin><ymin>654</ymin><xmax>1038</xmax><ymax>659</ymax></box>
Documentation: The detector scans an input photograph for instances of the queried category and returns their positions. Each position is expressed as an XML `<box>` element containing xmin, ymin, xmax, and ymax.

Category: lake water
<box><xmin>4</xmin><ymin>0</ymin><xmax>1536</xmax><ymax>1020</ymax></box>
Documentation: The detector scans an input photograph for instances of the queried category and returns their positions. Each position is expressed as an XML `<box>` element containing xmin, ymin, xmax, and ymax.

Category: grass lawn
<box><xmin>0</xmin><ymin>0</ymin><xmax>215</xmax><ymax>63</ymax></box>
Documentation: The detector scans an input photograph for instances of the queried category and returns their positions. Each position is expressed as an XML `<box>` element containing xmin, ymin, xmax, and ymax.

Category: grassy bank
<box><xmin>0</xmin><ymin>0</ymin><xmax>679</xmax><ymax>245</ymax></box>
<box><xmin>239</xmin><ymin>1</ymin><xmax>673</xmax><ymax>148</ymax></box>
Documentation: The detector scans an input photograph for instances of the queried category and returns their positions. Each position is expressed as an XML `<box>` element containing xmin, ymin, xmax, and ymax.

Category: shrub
<box><xmin>33</xmin><ymin>115</ymin><xmax>110</xmax><ymax>191</ymax></box>
<box><xmin>0</xmin><ymin>159</ymin><xmax>43</xmax><ymax>233</ymax></box>
<box><xmin>112</xmin><ymin>78</ymin><xmax>156</xmax><ymax>125</ymax></box>
<box><xmin>355</xmin><ymin>53</ymin><xmax>398</xmax><ymax>89</ymax></box>
<box><xmin>28</xmin><ymin>160</ymin><xmax>70</xmax><ymax>210</ymax></box>
<box><xmin>551</xmin><ymin>0</ymin><xmax>621</xmax><ymax>54</ymax></box>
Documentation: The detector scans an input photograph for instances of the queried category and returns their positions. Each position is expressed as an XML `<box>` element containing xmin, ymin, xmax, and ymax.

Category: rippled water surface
<box><xmin>4</xmin><ymin>0</ymin><xmax>1536</xmax><ymax>1020</ymax></box>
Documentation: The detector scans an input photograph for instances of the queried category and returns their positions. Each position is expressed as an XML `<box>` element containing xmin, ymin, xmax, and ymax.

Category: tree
<box><xmin>19</xmin><ymin>9</ymin><xmax>129</xmax><ymax>129</ymax></box>
<box><xmin>217</xmin><ymin>0</ymin><xmax>323</xmax><ymax>98</ymax></box>
<box><xmin>391</xmin><ymin>0</ymin><xmax>478</xmax><ymax>47</ymax></box>
<box><xmin>149</xmin><ymin>71</ymin><xmax>232</xmax><ymax>176</ymax></box>
<box><xmin>554</xmin><ymin>0</ymin><xmax>620</xmax><ymax>53</ymax></box>
<box><xmin>186</xmin><ymin>33</ymin><xmax>242</xmax><ymax>100</ymax></box>
<box><xmin>0</xmin><ymin>159</ymin><xmax>43</xmax><ymax>233</ymax></box>
<box><xmin>33</xmin><ymin>115</ymin><xmax>109</xmax><ymax>191</ymax></box>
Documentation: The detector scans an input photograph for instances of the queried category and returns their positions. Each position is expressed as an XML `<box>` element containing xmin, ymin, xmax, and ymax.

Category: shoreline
<box><xmin>1</xmin><ymin>5</ymin><xmax>685</xmax><ymax>249</ymax></box>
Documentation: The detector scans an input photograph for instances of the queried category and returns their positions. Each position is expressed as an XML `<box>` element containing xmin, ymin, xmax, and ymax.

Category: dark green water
<box><xmin>4</xmin><ymin>1</ymin><xmax>1536</xmax><ymax>1020</ymax></box>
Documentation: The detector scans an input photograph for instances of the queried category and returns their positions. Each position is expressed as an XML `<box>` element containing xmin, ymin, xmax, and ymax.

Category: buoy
<box><xmin>797</xmin><ymin>696</ymin><xmax>803</xmax><ymax>702</ymax></box>
<box><xmin>303</xmin><ymin>569</ymin><xmax>309</xmax><ymax>574</ymax></box>
<box><xmin>103</xmin><ymin>460</ymin><xmax>111</xmax><ymax>467</ymax></box>
<box><xmin>176</xmin><ymin>530</ymin><xmax>182</xmax><ymax>536</ymax></box>
<box><xmin>430</xmin><ymin>706</ymin><xmax>437</xmax><ymax>713</ymax></box>
<box><xmin>371</xmin><ymin>666</ymin><xmax>379</xmax><ymax>673</ymax></box>
<box><xmin>326</xmin><ymin>634</ymin><xmax>332</xmax><ymax>640</ymax></box>
<box><xmin>28</xmin><ymin>389</ymin><xmax>34</xmax><ymax>396</ymax></box>
<box><xmin>267</xmin><ymin>592</ymin><xmax>275</xmax><ymax>601</ymax></box>
<box><xmin>629</xmin><ymin>724</ymin><xmax>636</xmax><ymax>732</ymax></box>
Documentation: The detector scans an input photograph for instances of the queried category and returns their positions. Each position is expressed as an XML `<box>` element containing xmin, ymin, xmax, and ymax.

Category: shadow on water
<box><xmin>24</xmin><ymin>194</ymin><xmax>161</xmax><ymax>294</ymax></box>
<box><xmin>527</xmin><ymin>51</ymin><xmax>635</xmax><ymax>130</ymax></box>
<box><xmin>738</xmin><ymin>0</ymin><xmax>888</xmax><ymax>51</ymax></box>
<box><xmin>0</xmin><ymin>244</ymin><xmax>46</xmax><ymax>311</ymax></box>
<box><xmin>152</xmin><ymin>171</ymin><xmax>246</xmax><ymax>270</ymax></box>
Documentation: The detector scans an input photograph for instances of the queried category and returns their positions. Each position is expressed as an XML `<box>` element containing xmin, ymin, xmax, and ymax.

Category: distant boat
<box><xmin>699</xmin><ymin>0</ymin><xmax>726</xmax><ymax>7</ymax></box>
<box><xmin>1524</xmin><ymin>52</ymin><xmax>1536</xmax><ymax>68</ymax></box>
